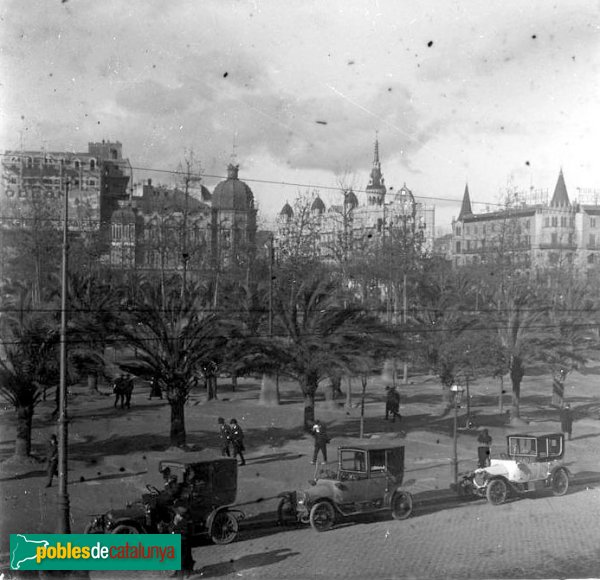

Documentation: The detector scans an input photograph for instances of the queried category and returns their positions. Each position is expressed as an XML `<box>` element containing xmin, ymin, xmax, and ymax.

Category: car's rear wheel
<box><xmin>210</xmin><ymin>511</ymin><xmax>239</xmax><ymax>545</ymax></box>
<box><xmin>111</xmin><ymin>524</ymin><xmax>141</xmax><ymax>534</ymax></box>
<box><xmin>391</xmin><ymin>491</ymin><xmax>413</xmax><ymax>520</ymax></box>
<box><xmin>309</xmin><ymin>501</ymin><xmax>335</xmax><ymax>532</ymax></box>
<box><xmin>552</xmin><ymin>468</ymin><xmax>569</xmax><ymax>496</ymax></box>
<box><xmin>486</xmin><ymin>478</ymin><xmax>508</xmax><ymax>505</ymax></box>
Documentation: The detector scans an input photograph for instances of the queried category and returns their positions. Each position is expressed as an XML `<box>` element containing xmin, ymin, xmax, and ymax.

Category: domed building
<box><xmin>211</xmin><ymin>163</ymin><xmax>257</xmax><ymax>265</ymax></box>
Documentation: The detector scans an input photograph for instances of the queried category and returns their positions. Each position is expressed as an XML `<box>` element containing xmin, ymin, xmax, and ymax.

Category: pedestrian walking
<box><xmin>113</xmin><ymin>374</ymin><xmax>126</xmax><ymax>408</ymax></box>
<box><xmin>477</xmin><ymin>428</ymin><xmax>492</xmax><ymax>468</ymax></box>
<box><xmin>148</xmin><ymin>376</ymin><xmax>163</xmax><ymax>400</ymax></box>
<box><xmin>123</xmin><ymin>374</ymin><xmax>134</xmax><ymax>409</ymax></box>
<box><xmin>229</xmin><ymin>418</ymin><xmax>246</xmax><ymax>466</ymax></box>
<box><xmin>384</xmin><ymin>386</ymin><xmax>401</xmax><ymax>422</ymax></box>
<box><xmin>560</xmin><ymin>403</ymin><xmax>573</xmax><ymax>440</ymax></box>
<box><xmin>45</xmin><ymin>434</ymin><xmax>58</xmax><ymax>488</ymax></box>
<box><xmin>217</xmin><ymin>417</ymin><xmax>231</xmax><ymax>457</ymax></box>
<box><xmin>311</xmin><ymin>419</ymin><xmax>330</xmax><ymax>464</ymax></box>
<box><xmin>170</xmin><ymin>506</ymin><xmax>195</xmax><ymax>578</ymax></box>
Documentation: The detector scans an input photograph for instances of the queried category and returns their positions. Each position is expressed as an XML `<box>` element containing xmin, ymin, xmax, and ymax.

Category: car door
<box><xmin>338</xmin><ymin>449</ymin><xmax>370</xmax><ymax>512</ymax></box>
<box><xmin>367</xmin><ymin>449</ymin><xmax>389</xmax><ymax>508</ymax></box>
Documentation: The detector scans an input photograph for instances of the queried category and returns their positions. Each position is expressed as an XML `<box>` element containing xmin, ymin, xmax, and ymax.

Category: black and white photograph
<box><xmin>1</xmin><ymin>1</ymin><xmax>599</xmax><ymax>579</ymax></box>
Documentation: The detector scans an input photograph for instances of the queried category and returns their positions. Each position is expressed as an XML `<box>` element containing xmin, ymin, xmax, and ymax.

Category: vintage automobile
<box><xmin>278</xmin><ymin>441</ymin><xmax>414</xmax><ymax>532</ymax></box>
<box><xmin>460</xmin><ymin>433</ymin><xmax>570</xmax><ymax>505</ymax></box>
<box><xmin>84</xmin><ymin>458</ymin><xmax>244</xmax><ymax>544</ymax></box>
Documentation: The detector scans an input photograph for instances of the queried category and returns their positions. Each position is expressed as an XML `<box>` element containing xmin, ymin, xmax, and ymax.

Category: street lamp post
<box><xmin>58</xmin><ymin>171</ymin><xmax>71</xmax><ymax>533</ymax></box>
<box><xmin>450</xmin><ymin>383</ymin><xmax>465</xmax><ymax>489</ymax></box>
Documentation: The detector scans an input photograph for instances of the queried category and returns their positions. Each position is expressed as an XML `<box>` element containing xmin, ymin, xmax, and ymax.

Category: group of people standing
<box><xmin>217</xmin><ymin>417</ymin><xmax>246</xmax><ymax>466</ymax></box>
<box><xmin>112</xmin><ymin>374</ymin><xmax>135</xmax><ymax>409</ymax></box>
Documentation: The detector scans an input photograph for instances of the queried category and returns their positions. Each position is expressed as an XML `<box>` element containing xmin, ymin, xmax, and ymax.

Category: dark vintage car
<box><xmin>460</xmin><ymin>433</ymin><xmax>570</xmax><ymax>505</ymax></box>
<box><xmin>85</xmin><ymin>458</ymin><xmax>244</xmax><ymax>544</ymax></box>
<box><xmin>278</xmin><ymin>441</ymin><xmax>413</xmax><ymax>532</ymax></box>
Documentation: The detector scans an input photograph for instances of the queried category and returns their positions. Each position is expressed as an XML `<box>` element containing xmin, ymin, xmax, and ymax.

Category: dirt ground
<box><xmin>1</xmin><ymin>366</ymin><xmax>600</xmax><ymax>565</ymax></box>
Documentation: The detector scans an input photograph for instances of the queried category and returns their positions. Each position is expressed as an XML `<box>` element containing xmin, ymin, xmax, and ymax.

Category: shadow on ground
<box><xmin>197</xmin><ymin>548</ymin><xmax>300</xmax><ymax>578</ymax></box>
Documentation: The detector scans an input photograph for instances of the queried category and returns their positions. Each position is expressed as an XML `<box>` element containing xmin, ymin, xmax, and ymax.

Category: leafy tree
<box><xmin>270</xmin><ymin>273</ymin><xmax>397</xmax><ymax>430</ymax></box>
<box><xmin>117</xmin><ymin>280</ymin><xmax>232</xmax><ymax>447</ymax></box>
<box><xmin>0</xmin><ymin>312</ymin><xmax>59</xmax><ymax>457</ymax></box>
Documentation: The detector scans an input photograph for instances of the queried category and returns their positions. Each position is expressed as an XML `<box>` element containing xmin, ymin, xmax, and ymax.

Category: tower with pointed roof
<box><xmin>458</xmin><ymin>184</ymin><xmax>473</xmax><ymax>220</ymax></box>
<box><xmin>365</xmin><ymin>136</ymin><xmax>386</xmax><ymax>206</ymax></box>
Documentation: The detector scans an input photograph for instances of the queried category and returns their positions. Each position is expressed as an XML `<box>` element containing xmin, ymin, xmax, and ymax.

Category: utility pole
<box><xmin>58</xmin><ymin>167</ymin><xmax>71</xmax><ymax>533</ymax></box>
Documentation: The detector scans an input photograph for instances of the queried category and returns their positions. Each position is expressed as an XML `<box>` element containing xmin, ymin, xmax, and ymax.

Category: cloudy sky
<box><xmin>1</xmin><ymin>0</ymin><xmax>599</xmax><ymax>230</ymax></box>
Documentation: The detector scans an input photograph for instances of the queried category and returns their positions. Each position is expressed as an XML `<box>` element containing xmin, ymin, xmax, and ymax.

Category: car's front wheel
<box><xmin>210</xmin><ymin>511</ymin><xmax>239</xmax><ymax>545</ymax></box>
<box><xmin>552</xmin><ymin>468</ymin><xmax>569</xmax><ymax>496</ymax></box>
<box><xmin>84</xmin><ymin>521</ymin><xmax>105</xmax><ymax>534</ymax></box>
<box><xmin>486</xmin><ymin>478</ymin><xmax>508</xmax><ymax>505</ymax></box>
<box><xmin>277</xmin><ymin>495</ymin><xmax>299</xmax><ymax>527</ymax></box>
<box><xmin>309</xmin><ymin>501</ymin><xmax>335</xmax><ymax>532</ymax></box>
<box><xmin>111</xmin><ymin>524</ymin><xmax>142</xmax><ymax>534</ymax></box>
<box><xmin>391</xmin><ymin>491</ymin><xmax>413</xmax><ymax>520</ymax></box>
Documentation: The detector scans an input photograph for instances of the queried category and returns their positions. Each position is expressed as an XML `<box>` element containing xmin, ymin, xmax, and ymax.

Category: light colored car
<box><xmin>278</xmin><ymin>441</ymin><xmax>413</xmax><ymax>532</ymax></box>
<box><xmin>460</xmin><ymin>433</ymin><xmax>570</xmax><ymax>505</ymax></box>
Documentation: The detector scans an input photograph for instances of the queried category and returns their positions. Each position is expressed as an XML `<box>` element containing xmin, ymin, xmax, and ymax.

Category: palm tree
<box><xmin>117</xmin><ymin>280</ymin><xmax>232</xmax><ymax>447</ymax></box>
<box><xmin>491</xmin><ymin>282</ymin><xmax>546</xmax><ymax>420</ymax></box>
<box><xmin>0</xmin><ymin>312</ymin><xmax>59</xmax><ymax>457</ymax></box>
<box><xmin>66</xmin><ymin>271</ymin><xmax>121</xmax><ymax>393</ymax></box>
<box><xmin>270</xmin><ymin>274</ymin><xmax>397</xmax><ymax>431</ymax></box>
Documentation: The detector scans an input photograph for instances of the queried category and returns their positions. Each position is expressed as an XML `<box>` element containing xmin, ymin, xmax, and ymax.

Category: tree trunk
<box><xmin>206</xmin><ymin>375</ymin><xmax>218</xmax><ymax>400</ymax></box>
<box><xmin>303</xmin><ymin>392</ymin><xmax>315</xmax><ymax>432</ymax></box>
<box><xmin>552</xmin><ymin>375</ymin><xmax>564</xmax><ymax>407</ymax></box>
<box><xmin>15</xmin><ymin>404</ymin><xmax>33</xmax><ymax>457</ymax></box>
<box><xmin>510</xmin><ymin>358</ymin><xmax>525</xmax><ymax>419</ymax></box>
<box><xmin>345</xmin><ymin>376</ymin><xmax>352</xmax><ymax>408</ymax></box>
<box><xmin>231</xmin><ymin>374</ymin><xmax>237</xmax><ymax>392</ymax></box>
<box><xmin>259</xmin><ymin>373</ymin><xmax>280</xmax><ymax>405</ymax></box>
<box><xmin>87</xmin><ymin>372</ymin><xmax>99</xmax><ymax>394</ymax></box>
<box><xmin>169</xmin><ymin>397</ymin><xmax>186</xmax><ymax>448</ymax></box>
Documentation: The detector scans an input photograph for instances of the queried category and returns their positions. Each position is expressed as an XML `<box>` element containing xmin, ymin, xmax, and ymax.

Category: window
<box><xmin>591</xmin><ymin>218</ymin><xmax>597</xmax><ymax>228</ymax></box>
<box><xmin>340</xmin><ymin>450</ymin><xmax>366</xmax><ymax>472</ymax></box>
<box><xmin>590</xmin><ymin>234</ymin><xmax>596</xmax><ymax>248</ymax></box>
<box><xmin>525</xmin><ymin>220</ymin><xmax>530</xmax><ymax>230</ymax></box>
<box><xmin>369</xmin><ymin>450</ymin><xmax>387</xmax><ymax>473</ymax></box>
<box><xmin>560</xmin><ymin>216</ymin><xmax>567</xmax><ymax>227</ymax></box>
<box><xmin>456</xmin><ymin>241</ymin><xmax>461</xmax><ymax>253</ymax></box>
<box><xmin>509</xmin><ymin>437</ymin><xmax>537</xmax><ymax>456</ymax></box>
<box><xmin>544</xmin><ymin>217</ymin><xmax>549</xmax><ymax>227</ymax></box>
<box><xmin>551</xmin><ymin>216</ymin><xmax>558</xmax><ymax>227</ymax></box>
<box><xmin>588</xmin><ymin>254</ymin><xmax>595</xmax><ymax>264</ymax></box>
<box><xmin>455</xmin><ymin>226</ymin><xmax>461</xmax><ymax>236</ymax></box>
<box><xmin>551</xmin><ymin>233</ymin><xmax>558</xmax><ymax>245</ymax></box>
<box><xmin>89</xmin><ymin>159</ymin><xmax>96</xmax><ymax>171</ymax></box>
<box><xmin>465</xmin><ymin>226</ymin><xmax>470</xmax><ymax>235</ymax></box>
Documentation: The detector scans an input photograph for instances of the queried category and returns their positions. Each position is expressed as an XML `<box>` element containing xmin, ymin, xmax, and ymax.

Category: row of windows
<box><xmin>8</xmin><ymin>175</ymin><xmax>98</xmax><ymax>188</ymax></box>
<box><xmin>7</xmin><ymin>156</ymin><xmax>98</xmax><ymax>170</ymax></box>
<box><xmin>543</xmin><ymin>216</ymin><xmax>575</xmax><ymax>228</ymax></box>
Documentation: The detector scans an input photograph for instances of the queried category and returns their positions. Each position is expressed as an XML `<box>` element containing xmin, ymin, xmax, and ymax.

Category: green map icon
<box><xmin>10</xmin><ymin>534</ymin><xmax>49</xmax><ymax>570</ymax></box>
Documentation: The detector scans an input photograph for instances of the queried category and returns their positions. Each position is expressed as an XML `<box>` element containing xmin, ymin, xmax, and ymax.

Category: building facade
<box><xmin>109</xmin><ymin>163</ymin><xmax>257</xmax><ymax>275</ymax></box>
<box><xmin>451</xmin><ymin>170</ymin><xmax>600</xmax><ymax>271</ymax></box>
<box><xmin>275</xmin><ymin>139</ymin><xmax>435</xmax><ymax>262</ymax></box>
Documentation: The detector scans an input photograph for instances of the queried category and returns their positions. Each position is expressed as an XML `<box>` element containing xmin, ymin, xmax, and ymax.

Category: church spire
<box><xmin>458</xmin><ymin>183</ymin><xmax>473</xmax><ymax>220</ymax></box>
<box><xmin>550</xmin><ymin>168</ymin><xmax>570</xmax><ymax>207</ymax></box>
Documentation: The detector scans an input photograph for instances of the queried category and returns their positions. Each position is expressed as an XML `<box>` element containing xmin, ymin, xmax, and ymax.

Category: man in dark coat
<box><xmin>477</xmin><ymin>429</ymin><xmax>493</xmax><ymax>468</ymax></box>
<box><xmin>229</xmin><ymin>418</ymin><xmax>246</xmax><ymax>466</ymax></box>
<box><xmin>311</xmin><ymin>419</ymin><xmax>330</xmax><ymax>464</ymax></box>
<box><xmin>45</xmin><ymin>434</ymin><xmax>58</xmax><ymax>487</ymax></box>
<box><xmin>170</xmin><ymin>506</ymin><xmax>194</xmax><ymax>578</ymax></box>
<box><xmin>217</xmin><ymin>417</ymin><xmax>231</xmax><ymax>457</ymax></box>
<box><xmin>385</xmin><ymin>386</ymin><xmax>401</xmax><ymax>422</ymax></box>
<box><xmin>560</xmin><ymin>404</ymin><xmax>573</xmax><ymax>440</ymax></box>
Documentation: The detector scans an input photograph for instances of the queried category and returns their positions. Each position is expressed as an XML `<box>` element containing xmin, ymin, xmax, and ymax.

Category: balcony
<box><xmin>538</xmin><ymin>242</ymin><xmax>577</xmax><ymax>250</ymax></box>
